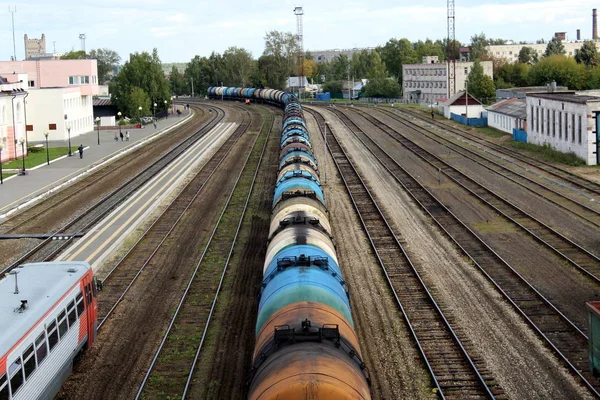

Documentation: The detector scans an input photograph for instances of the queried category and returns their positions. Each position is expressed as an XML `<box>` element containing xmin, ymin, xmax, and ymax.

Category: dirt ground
<box><xmin>307</xmin><ymin>106</ymin><xmax>594</xmax><ymax>399</ymax></box>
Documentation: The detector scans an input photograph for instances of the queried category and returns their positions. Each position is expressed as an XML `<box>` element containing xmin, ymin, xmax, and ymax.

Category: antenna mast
<box><xmin>79</xmin><ymin>33</ymin><xmax>86</xmax><ymax>53</ymax></box>
<box><xmin>294</xmin><ymin>6</ymin><xmax>304</xmax><ymax>82</ymax></box>
<box><xmin>9</xmin><ymin>6</ymin><xmax>17</xmax><ymax>61</ymax></box>
<box><xmin>447</xmin><ymin>0</ymin><xmax>456</xmax><ymax>98</ymax></box>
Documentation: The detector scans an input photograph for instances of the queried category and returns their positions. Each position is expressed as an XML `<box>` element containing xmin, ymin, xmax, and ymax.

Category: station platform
<box><xmin>0</xmin><ymin>110</ymin><xmax>193</xmax><ymax>219</ymax></box>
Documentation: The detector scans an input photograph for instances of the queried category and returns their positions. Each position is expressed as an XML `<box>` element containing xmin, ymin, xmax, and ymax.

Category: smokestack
<box><xmin>594</xmin><ymin>9</ymin><xmax>598</xmax><ymax>40</ymax></box>
<box><xmin>577</xmin><ymin>29</ymin><xmax>581</xmax><ymax>40</ymax></box>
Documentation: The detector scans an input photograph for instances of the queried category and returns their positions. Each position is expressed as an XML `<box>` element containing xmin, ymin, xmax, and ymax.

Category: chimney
<box><xmin>577</xmin><ymin>29</ymin><xmax>581</xmax><ymax>40</ymax></box>
<box><xmin>594</xmin><ymin>9</ymin><xmax>598</xmax><ymax>40</ymax></box>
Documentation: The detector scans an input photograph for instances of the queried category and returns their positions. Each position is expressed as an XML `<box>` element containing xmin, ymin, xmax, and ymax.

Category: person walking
<box><xmin>78</xmin><ymin>145</ymin><xmax>84</xmax><ymax>159</ymax></box>
<box><xmin>126</xmin><ymin>131</ymin><xmax>130</xmax><ymax>141</ymax></box>
<box><xmin>114</xmin><ymin>132</ymin><xmax>118</xmax><ymax>142</ymax></box>
<box><xmin>120</xmin><ymin>131</ymin><xmax>124</xmax><ymax>141</ymax></box>
<box><xmin>431</xmin><ymin>108</ymin><xmax>435</xmax><ymax>119</ymax></box>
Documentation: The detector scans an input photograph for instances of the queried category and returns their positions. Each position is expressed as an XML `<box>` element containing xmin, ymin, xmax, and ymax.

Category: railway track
<box><xmin>320</xmin><ymin>105</ymin><xmax>600</xmax><ymax>397</ymax></box>
<box><xmin>394</xmin><ymin>106</ymin><xmax>600</xmax><ymax>198</ymax></box>
<box><xmin>347</xmin><ymin>107</ymin><xmax>600</xmax><ymax>283</ymax></box>
<box><xmin>133</xmin><ymin>107</ymin><xmax>273</xmax><ymax>399</ymax></box>
<box><xmin>307</xmin><ymin>108</ymin><xmax>500</xmax><ymax>399</ymax></box>
<box><xmin>0</xmin><ymin>109</ymin><xmax>203</xmax><ymax>233</ymax></box>
<box><xmin>0</xmin><ymin>106</ymin><xmax>224</xmax><ymax>275</ymax></box>
<box><xmin>373</xmin><ymin>107</ymin><xmax>600</xmax><ymax>228</ymax></box>
<box><xmin>96</xmin><ymin>106</ymin><xmax>251</xmax><ymax>328</ymax></box>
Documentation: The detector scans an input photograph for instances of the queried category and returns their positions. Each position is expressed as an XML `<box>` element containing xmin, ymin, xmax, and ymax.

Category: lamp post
<box><xmin>153</xmin><ymin>103</ymin><xmax>157</xmax><ymax>121</ymax></box>
<box><xmin>19</xmin><ymin>137</ymin><xmax>25</xmax><ymax>175</ymax></box>
<box><xmin>117</xmin><ymin>111</ymin><xmax>122</xmax><ymax>134</ymax></box>
<box><xmin>138</xmin><ymin>106</ymin><xmax>142</xmax><ymax>122</ymax></box>
<box><xmin>95</xmin><ymin>117</ymin><xmax>101</xmax><ymax>145</ymax></box>
<box><xmin>0</xmin><ymin>143</ymin><xmax>3</xmax><ymax>184</ymax></box>
<box><xmin>164</xmin><ymin>100</ymin><xmax>168</xmax><ymax>118</ymax></box>
<box><xmin>44</xmin><ymin>131</ymin><xmax>49</xmax><ymax>165</ymax></box>
<box><xmin>171</xmin><ymin>96</ymin><xmax>175</xmax><ymax>115</ymax></box>
<box><xmin>66</xmin><ymin>124</ymin><xmax>72</xmax><ymax>156</ymax></box>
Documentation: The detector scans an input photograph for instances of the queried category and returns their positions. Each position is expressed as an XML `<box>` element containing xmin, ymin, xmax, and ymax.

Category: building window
<box><xmin>579</xmin><ymin>115</ymin><xmax>582</xmax><ymax>144</ymax></box>
<box><xmin>572</xmin><ymin>113</ymin><xmax>575</xmax><ymax>142</ymax></box>
<box><xmin>536</xmin><ymin>107</ymin><xmax>540</xmax><ymax>133</ymax></box>
<box><xmin>541</xmin><ymin>109</ymin><xmax>544</xmax><ymax>135</ymax></box>
<box><xmin>28</xmin><ymin>80</ymin><xmax>34</xmax><ymax>87</ymax></box>
<box><xmin>559</xmin><ymin>112</ymin><xmax>562</xmax><ymax>139</ymax></box>
<box><xmin>552</xmin><ymin>110</ymin><xmax>556</xmax><ymax>137</ymax></box>
<box><xmin>68</xmin><ymin>76</ymin><xmax>78</xmax><ymax>85</ymax></box>
<box><xmin>80</xmin><ymin>76</ymin><xmax>89</xmax><ymax>84</ymax></box>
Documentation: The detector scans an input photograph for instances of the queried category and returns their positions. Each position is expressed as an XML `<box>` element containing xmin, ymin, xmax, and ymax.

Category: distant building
<box><xmin>402</xmin><ymin>56</ymin><xmax>493</xmax><ymax>104</ymax></box>
<box><xmin>484</xmin><ymin>41</ymin><xmax>599</xmax><ymax>63</ymax></box>
<box><xmin>440</xmin><ymin>91</ymin><xmax>484</xmax><ymax>119</ymax></box>
<box><xmin>308</xmin><ymin>48</ymin><xmax>375</xmax><ymax>64</ymax></box>
<box><xmin>497</xmin><ymin>85</ymin><xmax>568</xmax><ymax>100</ymax></box>
<box><xmin>526</xmin><ymin>92</ymin><xmax>600</xmax><ymax>165</ymax></box>
<box><xmin>24</xmin><ymin>34</ymin><xmax>46</xmax><ymax>60</ymax></box>
<box><xmin>487</xmin><ymin>98</ymin><xmax>527</xmax><ymax>134</ymax></box>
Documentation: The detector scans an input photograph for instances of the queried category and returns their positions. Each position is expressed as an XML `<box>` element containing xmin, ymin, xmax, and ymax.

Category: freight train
<box><xmin>0</xmin><ymin>262</ymin><xmax>99</xmax><ymax>400</ymax></box>
<box><xmin>208</xmin><ymin>87</ymin><xmax>372</xmax><ymax>399</ymax></box>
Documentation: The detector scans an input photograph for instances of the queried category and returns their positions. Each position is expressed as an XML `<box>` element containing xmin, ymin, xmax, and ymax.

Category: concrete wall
<box><xmin>526</xmin><ymin>96</ymin><xmax>599</xmax><ymax>165</ymax></box>
<box><xmin>443</xmin><ymin>104</ymin><xmax>484</xmax><ymax>119</ymax></box>
<box><xmin>26</xmin><ymin>88</ymin><xmax>93</xmax><ymax>143</ymax></box>
<box><xmin>488</xmin><ymin>111</ymin><xmax>523</xmax><ymax>134</ymax></box>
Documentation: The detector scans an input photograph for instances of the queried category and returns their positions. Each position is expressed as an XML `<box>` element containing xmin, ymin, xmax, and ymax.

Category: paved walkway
<box><xmin>0</xmin><ymin>110</ymin><xmax>193</xmax><ymax>218</ymax></box>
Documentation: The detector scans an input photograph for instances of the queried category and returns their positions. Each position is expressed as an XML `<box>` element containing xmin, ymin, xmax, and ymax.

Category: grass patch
<box><xmin>1</xmin><ymin>147</ymin><xmax>71</xmax><ymax>169</ymax></box>
<box><xmin>471</xmin><ymin>126</ymin><xmax>507</xmax><ymax>138</ymax></box>
<box><xmin>508</xmin><ymin>141</ymin><xmax>587</xmax><ymax>166</ymax></box>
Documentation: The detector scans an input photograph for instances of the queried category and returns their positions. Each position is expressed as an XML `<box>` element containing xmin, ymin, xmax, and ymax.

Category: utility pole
<box><xmin>447</xmin><ymin>0</ymin><xmax>456</xmax><ymax>98</ymax></box>
<box><xmin>294</xmin><ymin>6</ymin><xmax>304</xmax><ymax>100</ymax></box>
<box><xmin>9</xmin><ymin>6</ymin><xmax>17</xmax><ymax>61</ymax></box>
<box><xmin>53</xmin><ymin>41</ymin><xmax>56</xmax><ymax>54</ymax></box>
<box><xmin>465</xmin><ymin>80</ymin><xmax>469</xmax><ymax>119</ymax></box>
<box><xmin>191</xmin><ymin>77</ymin><xmax>194</xmax><ymax>97</ymax></box>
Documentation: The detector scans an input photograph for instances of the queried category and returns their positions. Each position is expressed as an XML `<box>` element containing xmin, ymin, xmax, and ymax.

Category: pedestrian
<box><xmin>78</xmin><ymin>144</ymin><xmax>84</xmax><ymax>159</ymax></box>
<box><xmin>120</xmin><ymin>131</ymin><xmax>124</xmax><ymax>141</ymax></box>
<box><xmin>153</xmin><ymin>122</ymin><xmax>157</xmax><ymax>129</ymax></box>
<box><xmin>126</xmin><ymin>131</ymin><xmax>130</xmax><ymax>141</ymax></box>
<box><xmin>114</xmin><ymin>132</ymin><xmax>118</xmax><ymax>142</ymax></box>
<box><xmin>431</xmin><ymin>108</ymin><xmax>435</xmax><ymax>119</ymax></box>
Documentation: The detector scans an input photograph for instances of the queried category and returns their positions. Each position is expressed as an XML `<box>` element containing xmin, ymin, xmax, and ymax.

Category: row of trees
<box><xmin>61</xmin><ymin>48</ymin><xmax>121</xmax><ymax>83</ymax></box>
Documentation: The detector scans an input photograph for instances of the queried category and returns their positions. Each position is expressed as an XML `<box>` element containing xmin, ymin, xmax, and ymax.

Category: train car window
<box><xmin>85</xmin><ymin>284</ymin><xmax>91</xmax><ymax>305</ymax></box>
<box><xmin>0</xmin><ymin>373</ymin><xmax>8</xmax><ymax>400</ymax></box>
<box><xmin>9</xmin><ymin>359</ymin><xmax>23</xmax><ymax>395</ymax></box>
<box><xmin>58</xmin><ymin>310</ymin><xmax>68</xmax><ymax>338</ymax></box>
<box><xmin>47</xmin><ymin>320</ymin><xmax>58</xmax><ymax>350</ymax></box>
<box><xmin>76</xmin><ymin>292</ymin><xmax>85</xmax><ymax>316</ymax></box>
<box><xmin>23</xmin><ymin>344</ymin><xmax>36</xmax><ymax>379</ymax></box>
<box><xmin>35</xmin><ymin>332</ymin><xmax>48</xmax><ymax>365</ymax></box>
<box><xmin>67</xmin><ymin>300</ymin><xmax>77</xmax><ymax>327</ymax></box>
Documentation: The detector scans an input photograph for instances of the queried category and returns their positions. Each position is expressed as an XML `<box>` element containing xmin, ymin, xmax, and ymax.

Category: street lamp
<box><xmin>164</xmin><ymin>100</ymin><xmax>168</xmax><ymax>117</ymax></box>
<box><xmin>44</xmin><ymin>131</ymin><xmax>50</xmax><ymax>165</ymax></box>
<box><xmin>19</xmin><ymin>137</ymin><xmax>25</xmax><ymax>175</ymax></box>
<box><xmin>153</xmin><ymin>102</ymin><xmax>157</xmax><ymax>121</ymax></box>
<box><xmin>0</xmin><ymin>143</ymin><xmax>3</xmax><ymax>184</ymax></box>
<box><xmin>66</xmin><ymin>124</ymin><xmax>72</xmax><ymax>156</ymax></box>
<box><xmin>117</xmin><ymin>111</ymin><xmax>122</xmax><ymax>134</ymax></box>
<box><xmin>138</xmin><ymin>106</ymin><xmax>142</xmax><ymax>121</ymax></box>
<box><xmin>171</xmin><ymin>96</ymin><xmax>175</xmax><ymax>115</ymax></box>
<box><xmin>95</xmin><ymin>117</ymin><xmax>101</xmax><ymax>145</ymax></box>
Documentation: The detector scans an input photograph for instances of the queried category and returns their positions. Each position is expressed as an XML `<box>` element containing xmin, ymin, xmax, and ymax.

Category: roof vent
<box><xmin>67</xmin><ymin>267</ymin><xmax>78</xmax><ymax>273</ymax></box>
<box><xmin>16</xmin><ymin>300</ymin><xmax>28</xmax><ymax>313</ymax></box>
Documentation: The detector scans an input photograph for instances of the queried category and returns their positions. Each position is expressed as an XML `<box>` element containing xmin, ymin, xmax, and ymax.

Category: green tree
<box><xmin>362</xmin><ymin>78</ymin><xmax>401</xmax><ymax>98</ymax></box>
<box><xmin>413</xmin><ymin>39</ymin><xmax>446</xmax><ymax>61</ymax></box>
<box><xmin>321</xmin><ymin>80</ymin><xmax>343</xmax><ymax>97</ymax></box>
<box><xmin>574</xmin><ymin>40</ymin><xmax>599</xmax><ymax>67</ymax></box>
<box><xmin>443</xmin><ymin>38</ymin><xmax>462</xmax><ymax>60</ymax></box>
<box><xmin>88</xmin><ymin>48</ymin><xmax>121</xmax><ymax>82</ymax></box>
<box><xmin>518</xmin><ymin>46</ymin><xmax>539</xmax><ymax>64</ymax></box>
<box><xmin>129</xmin><ymin>87</ymin><xmax>151</xmax><ymax>118</ymax></box>
<box><xmin>544</xmin><ymin>37</ymin><xmax>566</xmax><ymax>57</ymax></box>
<box><xmin>466</xmin><ymin>60</ymin><xmax>495</xmax><ymax>103</ymax></box>
<box><xmin>469</xmin><ymin>33</ymin><xmax>489</xmax><ymax>61</ymax></box>
<box><xmin>259</xmin><ymin>31</ymin><xmax>298</xmax><ymax>89</ymax></box>
<box><xmin>328</xmin><ymin>54</ymin><xmax>351</xmax><ymax>81</ymax></box>
<box><xmin>222</xmin><ymin>47</ymin><xmax>256</xmax><ymax>87</ymax></box>
<box><xmin>379</xmin><ymin>38</ymin><xmax>416</xmax><ymax>82</ymax></box>
<box><xmin>528</xmin><ymin>55</ymin><xmax>586</xmax><ymax>89</ymax></box>
<box><xmin>495</xmin><ymin>62</ymin><xmax>531</xmax><ymax>87</ymax></box>
<box><xmin>110</xmin><ymin>48</ymin><xmax>171</xmax><ymax>116</ymax></box>
<box><xmin>61</xmin><ymin>50</ymin><xmax>87</xmax><ymax>59</ymax></box>
<box><xmin>366</xmin><ymin>51</ymin><xmax>388</xmax><ymax>80</ymax></box>
<box><xmin>169</xmin><ymin>65</ymin><xmax>186</xmax><ymax>96</ymax></box>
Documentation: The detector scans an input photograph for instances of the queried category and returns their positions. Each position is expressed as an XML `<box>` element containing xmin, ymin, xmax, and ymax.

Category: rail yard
<box><xmin>1</xmin><ymin>94</ymin><xmax>599</xmax><ymax>399</ymax></box>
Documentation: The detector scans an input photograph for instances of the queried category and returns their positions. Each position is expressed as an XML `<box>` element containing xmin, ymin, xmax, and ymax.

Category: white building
<box><xmin>487</xmin><ymin>98</ymin><xmax>527</xmax><ymax>134</ymax></box>
<box><xmin>526</xmin><ymin>92</ymin><xmax>600</xmax><ymax>165</ymax></box>
<box><xmin>0</xmin><ymin>74</ymin><xmax>28</xmax><ymax>162</ymax></box>
<box><xmin>486</xmin><ymin>41</ymin><xmax>599</xmax><ymax>63</ymax></box>
<box><xmin>441</xmin><ymin>91</ymin><xmax>484</xmax><ymax>119</ymax></box>
<box><xmin>403</xmin><ymin>57</ymin><xmax>493</xmax><ymax>105</ymax></box>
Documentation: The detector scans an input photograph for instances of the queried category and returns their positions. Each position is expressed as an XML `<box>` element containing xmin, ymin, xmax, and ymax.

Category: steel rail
<box><xmin>308</xmin><ymin>107</ymin><xmax>496</xmax><ymax>400</ymax></box>
<box><xmin>322</xmin><ymin>105</ymin><xmax>600</xmax><ymax>397</ymax></box>
<box><xmin>0</xmin><ymin>105</ymin><xmax>223</xmax><ymax>275</ymax></box>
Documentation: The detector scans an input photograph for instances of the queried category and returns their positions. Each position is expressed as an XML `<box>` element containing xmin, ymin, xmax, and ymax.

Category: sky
<box><xmin>0</xmin><ymin>0</ymin><xmax>599</xmax><ymax>63</ymax></box>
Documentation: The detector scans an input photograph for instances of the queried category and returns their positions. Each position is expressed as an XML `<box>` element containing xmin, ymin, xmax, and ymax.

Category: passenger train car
<box><xmin>208</xmin><ymin>87</ymin><xmax>372</xmax><ymax>399</ymax></box>
<box><xmin>0</xmin><ymin>262</ymin><xmax>98</xmax><ymax>400</ymax></box>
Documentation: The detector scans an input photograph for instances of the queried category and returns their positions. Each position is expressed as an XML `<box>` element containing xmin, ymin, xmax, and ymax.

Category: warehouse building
<box><xmin>402</xmin><ymin>56</ymin><xmax>493</xmax><ymax>105</ymax></box>
<box><xmin>487</xmin><ymin>98</ymin><xmax>527</xmax><ymax>134</ymax></box>
<box><xmin>526</xmin><ymin>92</ymin><xmax>600</xmax><ymax>165</ymax></box>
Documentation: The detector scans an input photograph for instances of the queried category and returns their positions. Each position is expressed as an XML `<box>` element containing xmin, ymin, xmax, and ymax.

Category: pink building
<box><xmin>0</xmin><ymin>75</ymin><xmax>27</xmax><ymax>163</ymax></box>
<box><xmin>0</xmin><ymin>60</ymin><xmax>99</xmax><ymax>152</ymax></box>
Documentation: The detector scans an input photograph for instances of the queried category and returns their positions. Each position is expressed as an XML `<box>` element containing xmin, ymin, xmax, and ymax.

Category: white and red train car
<box><xmin>0</xmin><ymin>262</ymin><xmax>98</xmax><ymax>400</ymax></box>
